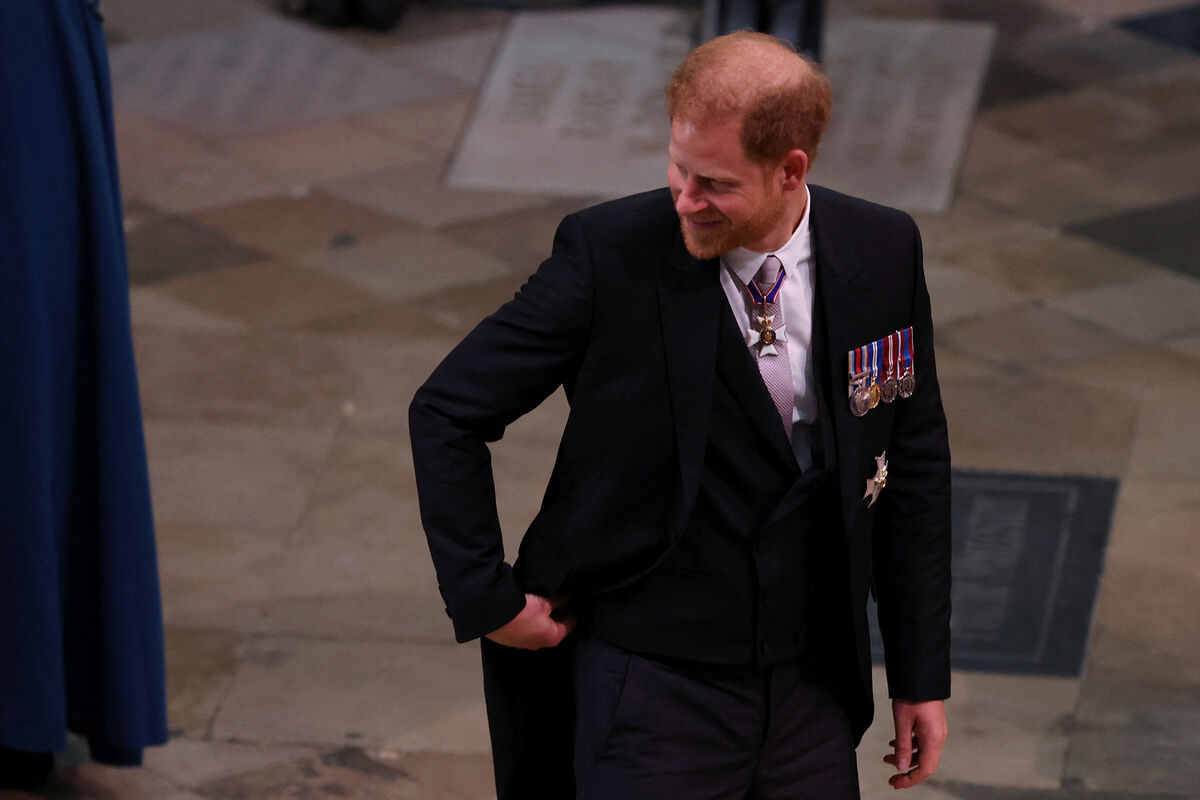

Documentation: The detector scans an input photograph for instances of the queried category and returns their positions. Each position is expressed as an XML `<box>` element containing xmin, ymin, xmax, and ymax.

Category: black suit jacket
<box><xmin>410</xmin><ymin>184</ymin><xmax>951</xmax><ymax>757</ymax></box>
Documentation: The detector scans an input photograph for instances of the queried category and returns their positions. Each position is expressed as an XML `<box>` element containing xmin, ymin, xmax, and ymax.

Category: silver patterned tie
<box><xmin>747</xmin><ymin>255</ymin><xmax>794</xmax><ymax>440</ymax></box>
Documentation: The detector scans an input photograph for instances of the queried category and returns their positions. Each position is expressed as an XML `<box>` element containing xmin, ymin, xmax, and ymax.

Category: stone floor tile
<box><xmin>322</xmin><ymin>161</ymin><xmax>554</xmax><ymax>228</ymax></box>
<box><xmin>392</xmin><ymin>751</ymin><xmax>496</xmax><ymax>800</ymax></box>
<box><xmin>938</xmin><ymin>370</ymin><xmax>1136</xmax><ymax>476</ymax></box>
<box><xmin>860</xmin><ymin>780</ymin><xmax>960</xmax><ymax>800</ymax></box>
<box><xmin>134</xmin><ymin>329</ymin><xmax>356</xmax><ymax>426</ymax></box>
<box><xmin>131</xmin><ymin>288</ymin><xmax>247</xmax><ymax>334</ymax></box>
<box><xmin>101</xmin><ymin>0</ymin><xmax>270</xmax><ymax>42</ymax></box>
<box><xmin>1163</xmin><ymin>332</ymin><xmax>1200</xmax><ymax>359</ymax></box>
<box><xmin>938</xmin><ymin>783</ymin><xmax>1192</xmax><ymax>799</ymax></box>
<box><xmin>377</xmin><ymin>26</ymin><xmax>506</xmax><ymax>87</ymax></box>
<box><xmin>190</xmin><ymin>746</ymin><xmax>456</xmax><ymax>800</ymax></box>
<box><xmin>438</xmin><ymin>196</ymin><xmax>601</xmax><ymax>271</ymax></box>
<box><xmin>157</xmin><ymin>523</ymin><xmax>289</xmax><ymax>624</ymax></box>
<box><xmin>325</xmin><ymin>337</ymin><xmax>460</xmax><ymax>434</ymax></box>
<box><xmin>1085</xmin><ymin>479</ymin><xmax>1200</xmax><ymax>684</ymax></box>
<box><xmin>831</xmin><ymin>0</ymin><xmax>942</xmax><ymax>20</ymax></box>
<box><xmin>980</xmin><ymin>88</ymin><xmax>1172</xmax><ymax>163</ymax></box>
<box><xmin>923</xmin><ymin>264</ymin><xmax>1027</xmax><ymax>325</ymax></box>
<box><xmin>1125</xmin><ymin>387</ymin><xmax>1200</xmax><ymax>481</ymax></box>
<box><xmin>1105</xmin><ymin>147</ymin><xmax>1200</xmax><ymax>219</ymax></box>
<box><xmin>939</xmin><ymin>0</ymin><xmax>1076</xmax><ymax>42</ymax></box>
<box><xmin>350</xmin><ymin>97</ymin><xmax>476</xmax><ymax>169</ymax></box>
<box><xmin>28</xmin><ymin>762</ymin><xmax>207</xmax><ymax>800</ymax></box>
<box><xmin>125</xmin><ymin>214</ymin><xmax>271</xmax><ymax>286</ymax></box>
<box><xmin>143</xmin><ymin>739</ymin><xmax>317</xmax><ymax>792</ymax></box>
<box><xmin>1052</xmin><ymin>344</ymin><xmax>1200</xmax><ymax>396</ymax></box>
<box><xmin>305</xmin><ymin>277</ymin><xmax>520</xmax><ymax>341</ymax></box>
<box><xmin>858</xmin><ymin>667</ymin><xmax>1078</xmax><ymax>793</ymax></box>
<box><xmin>226</xmin><ymin>121</ymin><xmax>433</xmax><ymax>187</ymax></box>
<box><xmin>976</xmin><ymin>56</ymin><xmax>1075</xmax><ymax>109</ymax></box>
<box><xmin>298</xmin><ymin>226</ymin><xmax>512</xmax><ymax>302</ymax></box>
<box><xmin>114</xmin><ymin>112</ymin><xmax>287</xmax><ymax>214</ymax></box>
<box><xmin>1064</xmin><ymin>196</ymin><xmax>1200</xmax><ymax>280</ymax></box>
<box><xmin>1119</xmin><ymin>3</ymin><xmax>1200</xmax><ymax>55</ymax></box>
<box><xmin>109</xmin><ymin>16</ymin><xmax>464</xmax><ymax>138</ymax></box>
<box><xmin>144</xmin><ymin>420</ymin><xmax>336</xmax><ymax>530</ymax></box>
<box><xmin>959</xmin><ymin>154</ymin><xmax>1182</xmax><ymax>227</ymax></box>
<box><xmin>190</xmin><ymin>192</ymin><xmax>404</xmax><ymax>260</ymax></box>
<box><xmin>959</xmin><ymin>122</ymin><xmax>1057</xmax><ymax>179</ymax></box>
<box><xmin>1116</xmin><ymin>60</ymin><xmax>1200</xmax><ymax>126</ymax></box>
<box><xmin>155</xmin><ymin>261</ymin><xmax>387</xmax><ymax>331</ymax></box>
<box><xmin>912</xmin><ymin>198</ymin><xmax>1045</xmax><ymax>260</ymax></box>
<box><xmin>1035</xmin><ymin>0</ymin><xmax>1197</xmax><ymax>23</ymax></box>
<box><xmin>931</xmin><ymin>225</ymin><xmax>1160</xmax><ymax>298</ymax></box>
<box><xmin>927</xmin><ymin>342</ymin><xmax>1016</xmax><ymax>387</ymax></box>
<box><xmin>1065</xmin><ymin>681</ymin><xmax>1200</xmax><ymax>795</ymax></box>
<box><xmin>212</xmin><ymin>638</ymin><xmax>490</xmax><ymax>753</ymax></box>
<box><xmin>247</xmin><ymin>590</ymin><xmax>452</xmax><ymax>644</ymax></box>
<box><xmin>381</xmin><ymin>4</ymin><xmax>509</xmax><ymax>45</ymax></box>
<box><xmin>1005</xmin><ymin>24</ymin><xmax>1190</xmax><ymax>85</ymax></box>
<box><xmin>1046</xmin><ymin>272</ymin><xmax>1200</xmax><ymax>344</ymax></box>
<box><xmin>274</xmin><ymin>434</ymin><xmax>435</xmax><ymax>596</ymax></box>
<box><xmin>163</xmin><ymin>628</ymin><xmax>242</xmax><ymax>738</ymax></box>
<box><xmin>156</xmin><ymin>526</ymin><xmax>448</xmax><ymax>642</ymax></box>
<box><xmin>938</xmin><ymin>305</ymin><xmax>1136</xmax><ymax>374</ymax></box>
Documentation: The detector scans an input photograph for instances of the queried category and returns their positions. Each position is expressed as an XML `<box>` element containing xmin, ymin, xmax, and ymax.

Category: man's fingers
<box><xmin>893</xmin><ymin>730</ymin><xmax>914</xmax><ymax>773</ymax></box>
<box><xmin>888</xmin><ymin>760</ymin><xmax>935</xmax><ymax>789</ymax></box>
<box><xmin>485</xmin><ymin>594</ymin><xmax>576</xmax><ymax>650</ymax></box>
<box><xmin>887</xmin><ymin>699</ymin><xmax>947</xmax><ymax>790</ymax></box>
<box><xmin>547</xmin><ymin>595</ymin><xmax>572</xmax><ymax>611</ymax></box>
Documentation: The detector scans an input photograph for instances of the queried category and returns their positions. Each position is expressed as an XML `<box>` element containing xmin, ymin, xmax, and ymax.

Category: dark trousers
<box><xmin>572</xmin><ymin>634</ymin><xmax>860</xmax><ymax>800</ymax></box>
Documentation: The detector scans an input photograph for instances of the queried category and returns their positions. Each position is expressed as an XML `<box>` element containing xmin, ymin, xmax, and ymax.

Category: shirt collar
<box><xmin>721</xmin><ymin>184</ymin><xmax>812</xmax><ymax>285</ymax></box>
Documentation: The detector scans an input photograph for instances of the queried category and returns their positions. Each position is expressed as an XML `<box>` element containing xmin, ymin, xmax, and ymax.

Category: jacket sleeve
<box><xmin>408</xmin><ymin>214</ymin><xmax>594</xmax><ymax>642</ymax></box>
<box><xmin>871</xmin><ymin>217</ymin><xmax>953</xmax><ymax>702</ymax></box>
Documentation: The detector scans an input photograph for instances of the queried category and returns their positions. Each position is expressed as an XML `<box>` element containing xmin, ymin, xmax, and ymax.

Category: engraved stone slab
<box><xmin>871</xmin><ymin>471</ymin><xmax>1118</xmax><ymax>676</ymax></box>
<box><xmin>809</xmin><ymin>18</ymin><xmax>997</xmax><ymax>213</ymax></box>
<box><xmin>445</xmin><ymin>6</ymin><xmax>693</xmax><ymax>198</ymax></box>
<box><xmin>108</xmin><ymin>17</ymin><xmax>462</xmax><ymax>136</ymax></box>
<box><xmin>449</xmin><ymin>10</ymin><xmax>994</xmax><ymax>213</ymax></box>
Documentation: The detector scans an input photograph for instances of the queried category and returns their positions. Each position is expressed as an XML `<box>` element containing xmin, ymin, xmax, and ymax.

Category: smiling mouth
<box><xmin>685</xmin><ymin>217</ymin><xmax>724</xmax><ymax>228</ymax></box>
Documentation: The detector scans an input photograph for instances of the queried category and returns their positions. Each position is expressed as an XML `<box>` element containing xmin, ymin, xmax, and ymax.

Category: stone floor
<box><xmin>5</xmin><ymin>0</ymin><xmax>1200</xmax><ymax>798</ymax></box>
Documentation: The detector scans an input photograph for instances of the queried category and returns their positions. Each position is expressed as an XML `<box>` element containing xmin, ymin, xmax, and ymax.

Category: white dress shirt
<box><xmin>719</xmin><ymin>186</ymin><xmax>817</xmax><ymax>470</ymax></box>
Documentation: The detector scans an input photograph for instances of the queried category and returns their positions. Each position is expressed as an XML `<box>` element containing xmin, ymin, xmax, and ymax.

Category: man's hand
<box><xmin>484</xmin><ymin>593</ymin><xmax>576</xmax><ymax>650</ymax></box>
<box><xmin>884</xmin><ymin>698</ymin><xmax>947</xmax><ymax>789</ymax></box>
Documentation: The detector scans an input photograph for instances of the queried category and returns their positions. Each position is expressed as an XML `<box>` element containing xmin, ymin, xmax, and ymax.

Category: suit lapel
<box><xmin>658</xmin><ymin>234</ymin><xmax>721</xmax><ymax>527</ymax></box>
<box><xmin>715</xmin><ymin>302</ymin><xmax>798</xmax><ymax>468</ymax></box>
<box><xmin>809</xmin><ymin>187</ymin><xmax>875</xmax><ymax>523</ymax></box>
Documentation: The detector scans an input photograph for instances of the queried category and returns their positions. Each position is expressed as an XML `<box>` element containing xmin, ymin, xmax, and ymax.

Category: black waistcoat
<box><xmin>590</xmin><ymin>299</ymin><xmax>842</xmax><ymax>665</ymax></box>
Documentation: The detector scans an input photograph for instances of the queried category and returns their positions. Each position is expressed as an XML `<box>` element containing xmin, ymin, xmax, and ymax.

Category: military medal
<box><xmin>882</xmin><ymin>332</ymin><xmax>899</xmax><ymax>403</ymax></box>
<box><xmin>863</xmin><ymin>451</ymin><xmax>888</xmax><ymax>507</ymax></box>
<box><xmin>849</xmin><ymin>328</ymin><xmax>916</xmax><ymax>415</ymax></box>
<box><xmin>848</xmin><ymin>347</ymin><xmax>871</xmax><ymax>416</ymax></box>
<box><xmin>898</xmin><ymin>326</ymin><xmax>915</xmax><ymax>398</ymax></box>
<box><xmin>744</xmin><ymin>266</ymin><xmax>787</xmax><ymax>357</ymax></box>
<box><xmin>867</xmin><ymin>340</ymin><xmax>882</xmax><ymax>409</ymax></box>
<box><xmin>850</xmin><ymin>374</ymin><xmax>870</xmax><ymax>417</ymax></box>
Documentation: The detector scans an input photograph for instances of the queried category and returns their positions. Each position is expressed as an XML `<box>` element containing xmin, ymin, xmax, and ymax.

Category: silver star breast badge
<box><xmin>863</xmin><ymin>451</ymin><xmax>888</xmax><ymax>507</ymax></box>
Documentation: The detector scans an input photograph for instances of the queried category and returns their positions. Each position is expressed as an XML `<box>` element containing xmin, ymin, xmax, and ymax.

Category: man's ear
<box><xmin>781</xmin><ymin>148</ymin><xmax>810</xmax><ymax>190</ymax></box>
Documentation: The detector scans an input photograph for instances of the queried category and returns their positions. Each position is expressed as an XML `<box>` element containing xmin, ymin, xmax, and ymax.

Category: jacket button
<box><xmin>760</xmin><ymin>642</ymin><xmax>772</xmax><ymax>656</ymax></box>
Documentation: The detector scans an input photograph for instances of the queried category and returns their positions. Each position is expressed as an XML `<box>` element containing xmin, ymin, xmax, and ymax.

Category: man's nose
<box><xmin>674</xmin><ymin>179</ymin><xmax>706</xmax><ymax>216</ymax></box>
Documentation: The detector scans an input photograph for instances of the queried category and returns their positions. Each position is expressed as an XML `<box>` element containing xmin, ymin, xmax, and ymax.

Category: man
<box><xmin>410</xmin><ymin>31</ymin><xmax>951</xmax><ymax>800</ymax></box>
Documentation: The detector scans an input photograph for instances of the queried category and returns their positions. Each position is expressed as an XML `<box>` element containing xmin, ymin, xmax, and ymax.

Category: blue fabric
<box><xmin>0</xmin><ymin>0</ymin><xmax>167</xmax><ymax>764</ymax></box>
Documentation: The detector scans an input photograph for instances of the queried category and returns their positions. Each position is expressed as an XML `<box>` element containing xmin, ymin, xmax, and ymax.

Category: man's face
<box><xmin>667</xmin><ymin>115</ymin><xmax>788</xmax><ymax>259</ymax></box>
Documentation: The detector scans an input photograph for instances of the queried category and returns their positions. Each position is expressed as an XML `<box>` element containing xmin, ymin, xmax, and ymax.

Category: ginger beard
<box><xmin>676</xmin><ymin>172</ymin><xmax>787</xmax><ymax>260</ymax></box>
